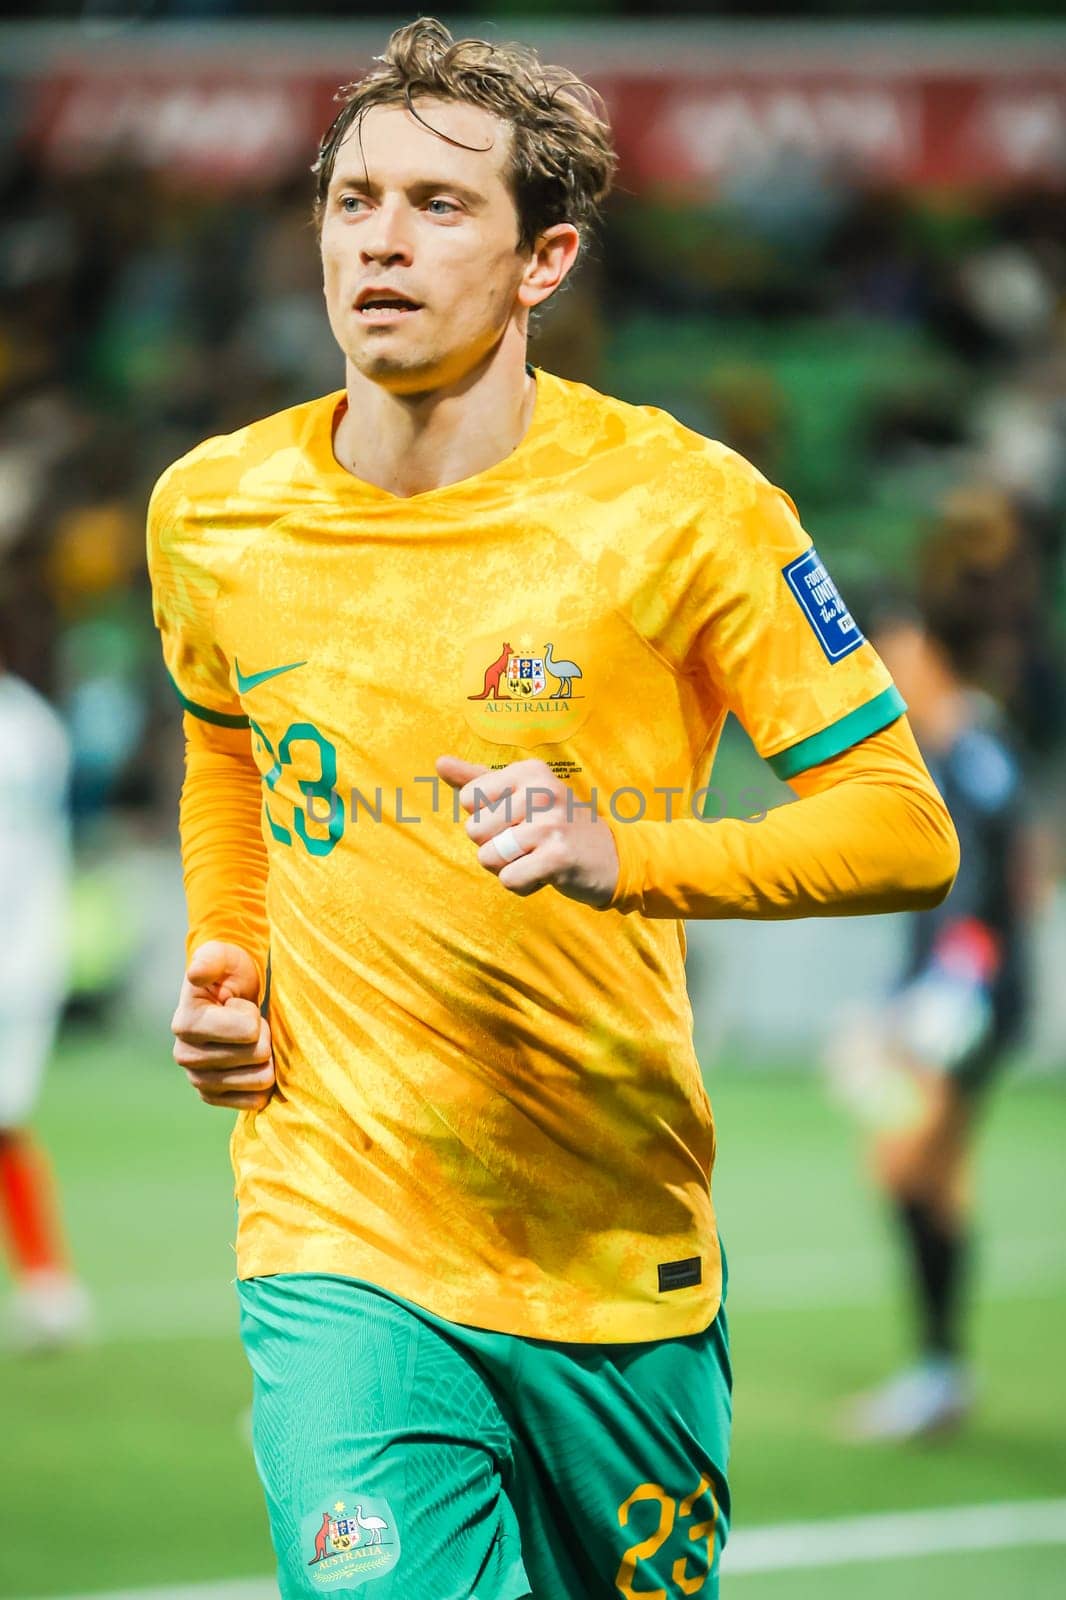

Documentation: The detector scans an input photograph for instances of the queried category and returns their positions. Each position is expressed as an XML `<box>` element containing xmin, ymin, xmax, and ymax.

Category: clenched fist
<box><xmin>171</xmin><ymin>941</ymin><xmax>274</xmax><ymax>1111</ymax></box>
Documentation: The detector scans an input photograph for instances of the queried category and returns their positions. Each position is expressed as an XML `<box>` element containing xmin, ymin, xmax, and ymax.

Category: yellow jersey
<box><xmin>148</xmin><ymin>370</ymin><xmax>902</xmax><ymax>1342</ymax></box>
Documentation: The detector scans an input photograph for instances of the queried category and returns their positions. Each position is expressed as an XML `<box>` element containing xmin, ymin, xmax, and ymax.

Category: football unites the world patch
<box><xmin>781</xmin><ymin>549</ymin><xmax>864</xmax><ymax>662</ymax></box>
<box><xmin>302</xmin><ymin>1495</ymin><xmax>400</xmax><ymax>1589</ymax></box>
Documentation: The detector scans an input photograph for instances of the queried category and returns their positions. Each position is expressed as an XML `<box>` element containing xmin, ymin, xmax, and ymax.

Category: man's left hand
<box><xmin>436</xmin><ymin>755</ymin><xmax>619</xmax><ymax>909</ymax></box>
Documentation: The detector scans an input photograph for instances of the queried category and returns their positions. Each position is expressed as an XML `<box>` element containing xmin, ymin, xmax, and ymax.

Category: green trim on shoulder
<box><xmin>768</xmin><ymin>685</ymin><xmax>907</xmax><ymax>780</ymax></box>
<box><xmin>168</xmin><ymin>672</ymin><xmax>249</xmax><ymax>729</ymax></box>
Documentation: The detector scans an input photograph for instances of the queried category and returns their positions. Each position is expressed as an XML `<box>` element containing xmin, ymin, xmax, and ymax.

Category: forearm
<box><xmin>179</xmin><ymin>714</ymin><xmax>270</xmax><ymax>995</ymax></box>
<box><xmin>608</xmin><ymin>718</ymin><xmax>959</xmax><ymax>920</ymax></box>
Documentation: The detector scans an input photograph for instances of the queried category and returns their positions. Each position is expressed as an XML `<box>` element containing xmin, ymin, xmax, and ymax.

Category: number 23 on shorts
<box><xmin>615</xmin><ymin>1475</ymin><xmax>719</xmax><ymax>1599</ymax></box>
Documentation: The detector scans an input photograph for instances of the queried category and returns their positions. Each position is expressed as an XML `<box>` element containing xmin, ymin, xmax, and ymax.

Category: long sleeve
<box><xmin>607</xmin><ymin>716</ymin><xmax>959</xmax><ymax>921</ymax></box>
<box><xmin>179</xmin><ymin>712</ymin><xmax>270</xmax><ymax>997</ymax></box>
<box><xmin>148</xmin><ymin>456</ymin><xmax>271</xmax><ymax>995</ymax></box>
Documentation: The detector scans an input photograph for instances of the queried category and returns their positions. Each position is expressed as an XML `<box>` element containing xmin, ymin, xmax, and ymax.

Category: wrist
<box><xmin>605</xmin><ymin>819</ymin><xmax>644</xmax><ymax>914</ymax></box>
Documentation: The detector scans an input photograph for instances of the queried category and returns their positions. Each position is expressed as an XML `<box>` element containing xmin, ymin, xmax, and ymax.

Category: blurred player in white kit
<box><xmin>0</xmin><ymin>645</ymin><xmax>90</xmax><ymax>1349</ymax></box>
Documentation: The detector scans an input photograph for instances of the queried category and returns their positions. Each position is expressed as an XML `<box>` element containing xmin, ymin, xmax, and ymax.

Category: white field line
<box><xmin>33</xmin><ymin>1585</ymin><xmax>277</xmax><ymax>1600</ymax></box>
<box><xmin>85</xmin><ymin>1237</ymin><xmax>1066</xmax><ymax>1344</ymax></box>
<box><xmin>97</xmin><ymin>1278</ymin><xmax>236</xmax><ymax>1341</ymax></box>
<box><xmin>29</xmin><ymin>1497</ymin><xmax>1066</xmax><ymax>1599</ymax></box>
<box><xmin>733</xmin><ymin>1235</ymin><xmax>1066</xmax><ymax>1311</ymax></box>
<box><xmin>724</xmin><ymin>1496</ymin><xmax>1066</xmax><ymax>1575</ymax></box>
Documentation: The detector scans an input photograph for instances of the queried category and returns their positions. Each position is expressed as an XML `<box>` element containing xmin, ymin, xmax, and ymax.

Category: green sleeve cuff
<box><xmin>768</xmin><ymin>685</ymin><xmax>907</xmax><ymax>780</ymax></box>
<box><xmin>168</xmin><ymin>671</ymin><xmax>249</xmax><ymax>729</ymax></box>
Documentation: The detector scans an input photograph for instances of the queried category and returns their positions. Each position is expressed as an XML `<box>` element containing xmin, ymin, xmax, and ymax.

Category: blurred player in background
<box><xmin>830</xmin><ymin>497</ymin><xmax>1034</xmax><ymax>1441</ymax></box>
<box><xmin>0</xmin><ymin>624</ymin><xmax>90</xmax><ymax>1350</ymax></box>
<box><xmin>149</xmin><ymin>20</ymin><xmax>958</xmax><ymax>1597</ymax></box>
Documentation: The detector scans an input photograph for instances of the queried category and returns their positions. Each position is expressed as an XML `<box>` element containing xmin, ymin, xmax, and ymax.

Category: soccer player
<box><xmin>835</xmin><ymin>591</ymin><xmax>1031</xmax><ymax>1442</ymax></box>
<box><xmin>149</xmin><ymin>20</ymin><xmax>959</xmax><ymax>1597</ymax></box>
<box><xmin>0</xmin><ymin>649</ymin><xmax>90</xmax><ymax>1350</ymax></box>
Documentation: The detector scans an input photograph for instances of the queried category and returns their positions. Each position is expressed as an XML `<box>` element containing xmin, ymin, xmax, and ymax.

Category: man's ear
<box><xmin>518</xmin><ymin>223</ymin><xmax>581</xmax><ymax>310</ymax></box>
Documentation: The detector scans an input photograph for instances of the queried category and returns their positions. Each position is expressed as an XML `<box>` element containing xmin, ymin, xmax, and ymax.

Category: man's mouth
<box><xmin>354</xmin><ymin>289</ymin><xmax>422</xmax><ymax>322</ymax></box>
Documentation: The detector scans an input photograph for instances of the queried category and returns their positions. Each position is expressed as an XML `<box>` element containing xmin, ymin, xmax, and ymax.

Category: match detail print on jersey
<box><xmin>781</xmin><ymin>548</ymin><xmax>864</xmax><ymax>663</ymax></box>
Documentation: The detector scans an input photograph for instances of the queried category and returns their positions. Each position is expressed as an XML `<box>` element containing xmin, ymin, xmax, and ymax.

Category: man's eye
<box><xmin>426</xmin><ymin>199</ymin><xmax>458</xmax><ymax>216</ymax></box>
<box><xmin>340</xmin><ymin>196</ymin><xmax>366</xmax><ymax>214</ymax></box>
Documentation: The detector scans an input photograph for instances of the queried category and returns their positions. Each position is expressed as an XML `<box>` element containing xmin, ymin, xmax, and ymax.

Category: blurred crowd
<box><xmin>6</xmin><ymin>1</ymin><xmax>1064</xmax><ymax>19</ymax></box>
<box><xmin>0</xmin><ymin>141</ymin><xmax>1063</xmax><ymax>843</ymax></box>
<box><xmin>601</xmin><ymin>177</ymin><xmax>1066</xmax><ymax>758</ymax></box>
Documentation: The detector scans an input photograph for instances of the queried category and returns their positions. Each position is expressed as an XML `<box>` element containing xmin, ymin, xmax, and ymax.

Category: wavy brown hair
<box><xmin>312</xmin><ymin>17</ymin><xmax>616</xmax><ymax>251</ymax></box>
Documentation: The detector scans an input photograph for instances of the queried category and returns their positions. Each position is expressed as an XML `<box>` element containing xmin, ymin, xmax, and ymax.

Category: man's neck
<box><xmin>333</xmin><ymin>343</ymin><xmax>536</xmax><ymax>499</ymax></box>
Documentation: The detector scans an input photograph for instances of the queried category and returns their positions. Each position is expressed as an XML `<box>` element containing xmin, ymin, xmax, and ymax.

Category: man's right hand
<box><xmin>171</xmin><ymin>941</ymin><xmax>275</xmax><ymax>1111</ymax></box>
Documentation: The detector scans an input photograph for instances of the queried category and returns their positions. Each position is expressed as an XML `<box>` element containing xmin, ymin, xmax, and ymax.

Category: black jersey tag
<box><xmin>658</xmin><ymin>1257</ymin><xmax>702</xmax><ymax>1292</ymax></box>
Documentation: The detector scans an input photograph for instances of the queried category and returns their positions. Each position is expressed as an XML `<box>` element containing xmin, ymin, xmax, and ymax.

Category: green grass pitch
<box><xmin>1</xmin><ymin>1025</ymin><xmax>1063</xmax><ymax>1597</ymax></box>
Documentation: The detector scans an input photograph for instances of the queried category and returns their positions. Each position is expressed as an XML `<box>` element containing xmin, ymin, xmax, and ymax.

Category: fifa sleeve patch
<box><xmin>781</xmin><ymin>548</ymin><xmax>864</xmax><ymax>662</ymax></box>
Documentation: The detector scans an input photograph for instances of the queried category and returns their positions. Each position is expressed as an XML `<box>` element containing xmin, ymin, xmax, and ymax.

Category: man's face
<box><xmin>320</xmin><ymin>98</ymin><xmax>533</xmax><ymax>394</ymax></box>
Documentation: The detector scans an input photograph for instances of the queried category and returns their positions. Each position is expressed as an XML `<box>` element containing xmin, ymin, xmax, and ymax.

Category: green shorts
<box><xmin>238</xmin><ymin>1271</ymin><xmax>731</xmax><ymax>1600</ymax></box>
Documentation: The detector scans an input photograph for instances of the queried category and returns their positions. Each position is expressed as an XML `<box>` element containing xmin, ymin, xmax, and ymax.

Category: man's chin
<box><xmin>347</xmin><ymin>329</ymin><xmax>505</xmax><ymax>398</ymax></box>
<box><xmin>351</xmin><ymin>349</ymin><xmax>459</xmax><ymax>398</ymax></box>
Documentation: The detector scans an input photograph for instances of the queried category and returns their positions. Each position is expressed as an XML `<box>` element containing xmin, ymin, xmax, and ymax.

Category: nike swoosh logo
<box><xmin>234</xmin><ymin>659</ymin><xmax>306</xmax><ymax>694</ymax></box>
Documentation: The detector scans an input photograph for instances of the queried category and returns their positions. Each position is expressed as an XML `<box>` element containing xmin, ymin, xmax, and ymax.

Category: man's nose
<box><xmin>359</xmin><ymin>201</ymin><xmax>414</xmax><ymax>266</ymax></box>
